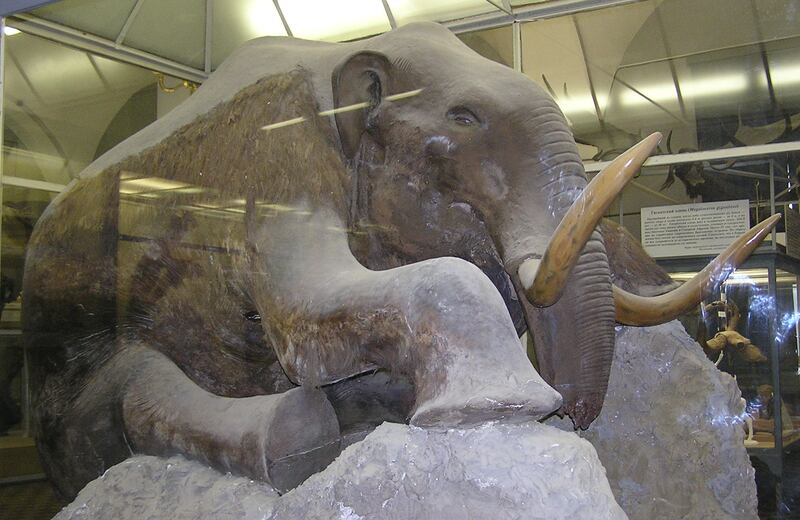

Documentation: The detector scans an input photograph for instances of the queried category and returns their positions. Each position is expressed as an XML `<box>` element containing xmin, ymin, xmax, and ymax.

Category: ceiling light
<box><xmin>245</xmin><ymin>0</ymin><xmax>286</xmax><ymax>36</ymax></box>
<box><xmin>769</xmin><ymin>64</ymin><xmax>800</xmax><ymax>87</ymax></box>
<box><xmin>557</xmin><ymin>94</ymin><xmax>608</xmax><ymax>116</ymax></box>
<box><xmin>3</xmin><ymin>27</ymin><xmax>20</xmax><ymax>36</ymax></box>
<box><xmin>278</xmin><ymin>0</ymin><xmax>390</xmax><ymax>41</ymax></box>
<box><xmin>669</xmin><ymin>268</ymin><xmax>796</xmax><ymax>286</ymax></box>
<box><xmin>621</xmin><ymin>74</ymin><xmax>748</xmax><ymax>106</ymax></box>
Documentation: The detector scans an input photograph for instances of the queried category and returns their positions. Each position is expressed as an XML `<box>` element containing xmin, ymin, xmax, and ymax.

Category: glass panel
<box><xmin>279</xmin><ymin>0</ymin><xmax>391</xmax><ymax>42</ymax></box>
<box><xmin>521</xmin><ymin>15</ymin><xmax>601</xmax><ymax>132</ymax></box>
<box><xmin>0</xmin><ymin>184</ymin><xmax>57</xmax><ymax>436</ymax></box>
<box><xmin>387</xmin><ymin>0</ymin><xmax>496</xmax><ymax>25</ymax></box>
<box><xmin>32</xmin><ymin>0</ymin><xmax>138</xmax><ymax>41</ymax></box>
<box><xmin>4</xmin><ymin>32</ymin><xmax>191</xmax><ymax>186</ymax></box>
<box><xmin>521</xmin><ymin>0</ymin><xmax>800</xmax><ymax>158</ymax></box>
<box><xmin>123</xmin><ymin>0</ymin><xmax>206</xmax><ymax>69</ymax></box>
<box><xmin>457</xmin><ymin>25</ymin><xmax>513</xmax><ymax>68</ymax></box>
<box><xmin>770</xmin><ymin>41</ymin><xmax>800</xmax><ymax>102</ymax></box>
<box><xmin>776</xmin><ymin>268</ymin><xmax>800</xmax><ymax>515</ymax></box>
<box><xmin>660</xmin><ymin>265</ymin><xmax>781</xmax><ymax>516</ymax></box>
<box><xmin>0</xmin><ymin>330</ymin><xmax>24</xmax><ymax>436</ymax></box>
<box><xmin>0</xmin><ymin>30</ymin><xmax>193</xmax><ymax>494</ymax></box>
<box><xmin>211</xmin><ymin>0</ymin><xmax>287</xmax><ymax>70</ymax></box>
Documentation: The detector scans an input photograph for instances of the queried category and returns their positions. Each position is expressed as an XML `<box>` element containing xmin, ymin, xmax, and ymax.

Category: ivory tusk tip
<box><xmin>628</xmin><ymin>132</ymin><xmax>662</xmax><ymax>160</ymax></box>
<box><xmin>751</xmin><ymin>213</ymin><xmax>781</xmax><ymax>240</ymax></box>
<box><xmin>614</xmin><ymin>212</ymin><xmax>784</xmax><ymax>326</ymax></box>
<box><xmin>518</xmin><ymin>258</ymin><xmax>540</xmax><ymax>292</ymax></box>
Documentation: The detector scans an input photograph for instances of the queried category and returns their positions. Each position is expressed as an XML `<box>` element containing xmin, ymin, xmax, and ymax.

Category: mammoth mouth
<box><xmin>514</xmin><ymin>132</ymin><xmax>780</xmax><ymax>325</ymax></box>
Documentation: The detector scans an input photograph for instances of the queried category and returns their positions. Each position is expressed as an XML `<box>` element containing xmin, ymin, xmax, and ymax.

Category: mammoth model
<box><xmin>24</xmin><ymin>23</ymin><xmax>778</xmax><ymax>499</ymax></box>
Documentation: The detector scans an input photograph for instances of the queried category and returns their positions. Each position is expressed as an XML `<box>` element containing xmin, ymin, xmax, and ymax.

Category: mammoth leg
<box><xmin>323</xmin><ymin>370</ymin><xmax>415</xmax><ymax>447</ymax></box>
<box><xmin>251</xmin><ymin>208</ymin><xmax>562</xmax><ymax>428</ymax></box>
<box><xmin>120</xmin><ymin>344</ymin><xmax>340</xmax><ymax>494</ymax></box>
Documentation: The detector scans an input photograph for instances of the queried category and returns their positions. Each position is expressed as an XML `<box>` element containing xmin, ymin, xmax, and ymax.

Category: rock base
<box><xmin>55</xmin><ymin>422</ymin><xmax>625</xmax><ymax>520</ymax></box>
<box><xmin>549</xmin><ymin>322</ymin><xmax>758</xmax><ymax>520</ymax></box>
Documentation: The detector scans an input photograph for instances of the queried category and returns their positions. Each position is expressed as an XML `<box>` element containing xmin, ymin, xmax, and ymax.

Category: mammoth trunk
<box><xmin>495</xmin><ymin>114</ymin><xmax>618</xmax><ymax>428</ymax></box>
<box><xmin>521</xmin><ymin>232</ymin><xmax>615</xmax><ymax>429</ymax></box>
<box><xmin>560</xmin><ymin>231</ymin><xmax>615</xmax><ymax>427</ymax></box>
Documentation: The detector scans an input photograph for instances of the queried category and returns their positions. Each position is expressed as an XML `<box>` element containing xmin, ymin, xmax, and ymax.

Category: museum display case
<box><xmin>0</xmin><ymin>0</ymin><xmax>799</xmax><ymax>519</ymax></box>
<box><xmin>657</xmin><ymin>253</ymin><xmax>800</xmax><ymax>515</ymax></box>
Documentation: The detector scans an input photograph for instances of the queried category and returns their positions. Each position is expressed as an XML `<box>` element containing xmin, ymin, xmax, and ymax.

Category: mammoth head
<box><xmin>328</xmin><ymin>35</ymin><xmax>779</xmax><ymax>428</ymax></box>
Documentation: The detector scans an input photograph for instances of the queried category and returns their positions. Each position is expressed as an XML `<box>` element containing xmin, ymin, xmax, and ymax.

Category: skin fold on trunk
<box><xmin>494</xmin><ymin>109</ymin><xmax>620</xmax><ymax>428</ymax></box>
<box><xmin>498</xmin><ymin>132</ymin><xmax>661</xmax><ymax>428</ymax></box>
<box><xmin>514</xmin><ymin>231</ymin><xmax>615</xmax><ymax>429</ymax></box>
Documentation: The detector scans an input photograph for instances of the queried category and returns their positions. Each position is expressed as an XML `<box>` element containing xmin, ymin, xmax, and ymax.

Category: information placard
<box><xmin>641</xmin><ymin>200</ymin><xmax>750</xmax><ymax>258</ymax></box>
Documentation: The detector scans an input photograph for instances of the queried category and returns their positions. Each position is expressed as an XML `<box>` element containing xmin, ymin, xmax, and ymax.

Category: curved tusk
<box><xmin>525</xmin><ymin>132</ymin><xmax>662</xmax><ymax>306</ymax></box>
<box><xmin>614</xmin><ymin>214</ymin><xmax>781</xmax><ymax>326</ymax></box>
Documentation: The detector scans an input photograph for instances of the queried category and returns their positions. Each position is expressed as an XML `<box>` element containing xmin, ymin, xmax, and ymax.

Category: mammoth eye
<box><xmin>243</xmin><ymin>310</ymin><xmax>261</xmax><ymax>322</ymax></box>
<box><xmin>447</xmin><ymin>106</ymin><xmax>481</xmax><ymax>127</ymax></box>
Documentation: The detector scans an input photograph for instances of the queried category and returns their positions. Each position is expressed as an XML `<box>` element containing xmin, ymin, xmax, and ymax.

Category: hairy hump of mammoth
<box><xmin>111</xmin><ymin>68</ymin><xmax>349</xmax><ymax>209</ymax></box>
<box><xmin>600</xmin><ymin>219</ymin><xmax>677</xmax><ymax>296</ymax></box>
<box><xmin>24</xmin><ymin>69</ymin><xmax>348</xmax><ymax>382</ymax></box>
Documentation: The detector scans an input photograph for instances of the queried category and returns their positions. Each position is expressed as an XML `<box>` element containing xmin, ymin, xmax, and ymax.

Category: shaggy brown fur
<box><xmin>600</xmin><ymin>219</ymin><xmax>677</xmax><ymax>296</ymax></box>
<box><xmin>24</xmin><ymin>70</ymin><xmax>362</xmax><ymax>498</ymax></box>
<box><xmin>114</xmin><ymin>70</ymin><xmax>349</xmax><ymax>213</ymax></box>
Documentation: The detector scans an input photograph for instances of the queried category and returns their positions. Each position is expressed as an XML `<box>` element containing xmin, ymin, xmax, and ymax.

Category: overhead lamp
<box><xmin>245</xmin><ymin>0</ymin><xmax>286</xmax><ymax>37</ymax></box>
<box><xmin>3</xmin><ymin>26</ymin><xmax>20</xmax><ymax>36</ymax></box>
<box><xmin>769</xmin><ymin>64</ymin><xmax>800</xmax><ymax>87</ymax></box>
<box><xmin>621</xmin><ymin>74</ymin><xmax>748</xmax><ymax>106</ymax></box>
<box><xmin>278</xmin><ymin>0</ymin><xmax>390</xmax><ymax>41</ymax></box>
<box><xmin>557</xmin><ymin>94</ymin><xmax>608</xmax><ymax>116</ymax></box>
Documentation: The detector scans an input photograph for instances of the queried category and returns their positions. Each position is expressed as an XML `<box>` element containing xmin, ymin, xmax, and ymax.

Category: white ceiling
<box><xmin>5</xmin><ymin>0</ymin><xmax>800</xmax><ymax>192</ymax></box>
<box><xmin>18</xmin><ymin>0</ymin><xmax>551</xmax><ymax>71</ymax></box>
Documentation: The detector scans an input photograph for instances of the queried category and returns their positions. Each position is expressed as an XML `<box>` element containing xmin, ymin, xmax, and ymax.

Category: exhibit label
<box><xmin>641</xmin><ymin>200</ymin><xmax>750</xmax><ymax>258</ymax></box>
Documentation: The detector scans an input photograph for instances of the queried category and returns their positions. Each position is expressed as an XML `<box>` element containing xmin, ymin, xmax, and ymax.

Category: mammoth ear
<box><xmin>332</xmin><ymin>51</ymin><xmax>392</xmax><ymax>161</ymax></box>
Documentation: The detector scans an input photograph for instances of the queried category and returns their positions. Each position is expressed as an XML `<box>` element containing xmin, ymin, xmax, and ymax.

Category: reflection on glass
<box><xmin>0</xmin><ymin>29</ymin><xmax>193</xmax><ymax>496</ymax></box>
<box><xmin>666</xmin><ymin>261</ymin><xmax>800</xmax><ymax>516</ymax></box>
<box><xmin>31</xmin><ymin>0</ymin><xmax>139</xmax><ymax>41</ymax></box>
<box><xmin>775</xmin><ymin>270</ymin><xmax>800</xmax><ymax>439</ymax></box>
<box><xmin>0</xmin><ymin>186</ymin><xmax>56</xmax><ymax>438</ymax></box>
<box><xmin>3</xmin><ymin>33</ymin><xmax>191</xmax><ymax>186</ymax></box>
<box><xmin>672</xmin><ymin>268</ymin><xmax>778</xmax><ymax>438</ymax></box>
<box><xmin>211</xmin><ymin>0</ymin><xmax>287</xmax><ymax>69</ymax></box>
<box><xmin>520</xmin><ymin>0</ymin><xmax>800</xmax><ymax>158</ymax></box>
<box><xmin>121</xmin><ymin>0</ymin><xmax>206</xmax><ymax>69</ymax></box>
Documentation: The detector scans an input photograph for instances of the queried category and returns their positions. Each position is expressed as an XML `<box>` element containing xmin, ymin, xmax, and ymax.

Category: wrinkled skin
<box><xmin>26</xmin><ymin>23</ymin><xmax>629</xmax><ymax>499</ymax></box>
<box><xmin>336</xmin><ymin>43</ymin><xmax>615</xmax><ymax>425</ymax></box>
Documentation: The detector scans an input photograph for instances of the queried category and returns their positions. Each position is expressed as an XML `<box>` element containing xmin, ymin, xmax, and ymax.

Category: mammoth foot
<box><xmin>410</xmin><ymin>373</ymin><xmax>562</xmax><ymax>428</ymax></box>
<box><xmin>122</xmin><ymin>347</ymin><xmax>341</xmax><ymax>493</ymax></box>
<box><xmin>262</xmin><ymin>388</ymin><xmax>343</xmax><ymax>492</ymax></box>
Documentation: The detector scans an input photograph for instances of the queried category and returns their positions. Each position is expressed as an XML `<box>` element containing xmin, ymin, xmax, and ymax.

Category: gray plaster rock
<box><xmin>54</xmin><ymin>456</ymin><xmax>279</xmax><ymax>520</ymax></box>
<box><xmin>550</xmin><ymin>322</ymin><xmax>757</xmax><ymax>520</ymax></box>
<box><xmin>55</xmin><ymin>421</ymin><xmax>626</xmax><ymax>520</ymax></box>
